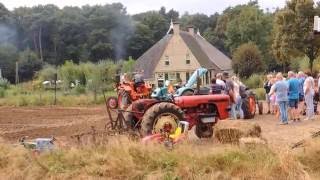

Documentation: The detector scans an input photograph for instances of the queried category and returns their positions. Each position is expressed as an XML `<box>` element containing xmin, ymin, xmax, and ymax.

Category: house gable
<box><xmin>154</xmin><ymin>31</ymin><xmax>201</xmax><ymax>76</ymax></box>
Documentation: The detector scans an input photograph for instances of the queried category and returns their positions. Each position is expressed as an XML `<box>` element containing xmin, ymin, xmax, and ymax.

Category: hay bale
<box><xmin>214</xmin><ymin>120</ymin><xmax>261</xmax><ymax>144</ymax></box>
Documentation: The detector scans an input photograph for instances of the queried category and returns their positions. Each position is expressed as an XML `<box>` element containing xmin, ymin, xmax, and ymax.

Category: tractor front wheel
<box><xmin>141</xmin><ymin>102</ymin><xmax>184</xmax><ymax>137</ymax></box>
<box><xmin>195</xmin><ymin>122</ymin><xmax>214</xmax><ymax>138</ymax></box>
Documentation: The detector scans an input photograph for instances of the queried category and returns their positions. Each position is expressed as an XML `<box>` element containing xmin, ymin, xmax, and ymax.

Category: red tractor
<box><xmin>116</xmin><ymin>81</ymin><xmax>152</xmax><ymax>109</ymax></box>
<box><xmin>122</xmin><ymin>94</ymin><xmax>230</xmax><ymax>138</ymax></box>
<box><xmin>107</xmin><ymin>73</ymin><xmax>152</xmax><ymax>110</ymax></box>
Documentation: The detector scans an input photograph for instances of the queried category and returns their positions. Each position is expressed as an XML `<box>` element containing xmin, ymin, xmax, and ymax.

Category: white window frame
<box><xmin>164</xmin><ymin>55</ymin><xmax>170</xmax><ymax>66</ymax></box>
<box><xmin>186</xmin><ymin>53</ymin><xmax>191</xmax><ymax>65</ymax></box>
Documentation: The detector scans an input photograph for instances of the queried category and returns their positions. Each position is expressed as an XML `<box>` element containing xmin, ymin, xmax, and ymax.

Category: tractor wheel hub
<box><xmin>154</xmin><ymin>114</ymin><xmax>178</xmax><ymax>134</ymax></box>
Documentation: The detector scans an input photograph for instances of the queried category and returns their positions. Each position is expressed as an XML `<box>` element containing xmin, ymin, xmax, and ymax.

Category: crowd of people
<box><xmin>211</xmin><ymin>72</ymin><xmax>246</xmax><ymax>120</ymax></box>
<box><xmin>120</xmin><ymin>69</ymin><xmax>319</xmax><ymax>124</ymax></box>
<box><xmin>264</xmin><ymin>71</ymin><xmax>318</xmax><ymax>125</ymax></box>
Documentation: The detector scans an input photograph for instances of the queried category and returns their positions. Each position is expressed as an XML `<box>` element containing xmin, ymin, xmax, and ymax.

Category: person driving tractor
<box><xmin>134</xmin><ymin>70</ymin><xmax>145</xmax><ymax>90</ymax></box>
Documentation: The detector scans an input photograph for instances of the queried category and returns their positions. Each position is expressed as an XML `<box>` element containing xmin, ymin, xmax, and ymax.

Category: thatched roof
<box><xmin>135</xmin><ymin>31</ymin><xmax>232</xmax><ymax>79</ymax></box>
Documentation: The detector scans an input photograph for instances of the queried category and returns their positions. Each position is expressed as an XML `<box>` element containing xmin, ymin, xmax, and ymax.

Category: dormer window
<box><xmin>186</xmin><ymin>53</ymin><xmax>190</xmax><ymax>64</ymax></box>
<box><xmin>165</xmin><ymin>55</ymin><xmax>170</xmax><ymax>66</ymax></box>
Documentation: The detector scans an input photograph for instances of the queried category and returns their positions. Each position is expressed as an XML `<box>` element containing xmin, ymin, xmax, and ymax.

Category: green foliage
<box><xmin>180</xmin><ymin>13</ymin><xmax>211</xmax><ymax>33</ymax></box>
<box><xmin>58</xmin><ymin>61</ymin><xmax>82</xmax><ymax>90</ymax></box>
<box><xmin>18</xmin><ymin>48</ymin><xmax>43</xmax><ymax>81</ymax></box>
<box><xmin>121</xmin><ymin>57</ymin><xmax>136</xmax><ymax>73</ymax></box>
<box><xmin>71</xmin><ymin>85</ymin><xmax>86</xmax><ymax>95</ymax></box>
<box><xmin>272</xmin><ymin>0</ymin><xmax>320</xmax><ymax>71</ymax></box>
<box><xmin>0</xmin><ymin>78</ymin><xmax>10</xmax><ymax>89</ymax></box>
<box><xmin>37</xmin><ymin>65</ymin><xmax>57</xmax><ymax>81</ymax></box>
<box><xmin>232</xmin><ymin>42</ymin><xmax>265</xmax><ymax>78</ymax></box>
<box><xmin>253</xmin><ymin>88</ymin><xmax>266</xmax><ymax>100</ymax></box>
<box><xmin>0</xmin><ymin>88</ymin><xmax>5</xmax><ymax>98</ymax></box>
<box><xmin>0</xmin><ymin>84</ymin><xmax>116</xmax><ymax>106</ymax></box>
<box><xmin>0</xmin><ymin>44</ymin><xmax>18</xmax><ymax>82</ymax></box>
<box><xmin>242</xmin><ymin>74</ymin><xmax>264</xmax><ymax>89</ymax></box>
<box><xmin>225</xmin><ymin>4</ymin><xmax>273</xmax><ymax>53</ymax></box>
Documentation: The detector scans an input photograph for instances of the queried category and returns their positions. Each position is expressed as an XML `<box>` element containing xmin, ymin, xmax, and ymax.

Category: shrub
<box><xmin>71</xmin><ymin>85</ymin><xmax>86</xmax><ymax>95</ymax></box>
<box><xmin>242</xmin><ymin>74</ymin><xmax>264</xmax><ymax>89</ymax></box>
<box><xmin>0</xmin><ymin>88</ymin><xmax>5</xmax><ymax>98</ymax></box>
<box><xmin>37</xmin><ymin>65</ymin><xmax>57</xmax><ymax>81</ymax></box>
<box><xmin>254</xmin><ymin>88</ymin><xmax>266</xmax><ymax>100</ymax></box>
<box><xmin>0</xmin><ymin>78</ymin><xmax>10</xmax><ymax>89</ymax></box>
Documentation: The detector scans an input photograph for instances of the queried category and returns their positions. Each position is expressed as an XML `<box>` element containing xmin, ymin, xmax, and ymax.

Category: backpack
<box><xmin>239</xmin><ymin>85</ymin><xmax>247</xmax><ymax>98</ymax></box>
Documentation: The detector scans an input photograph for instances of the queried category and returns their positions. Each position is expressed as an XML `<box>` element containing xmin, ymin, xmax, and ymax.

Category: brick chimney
<box><xmin>187</xmin><ymin>26</ymin><xmax>194</xmax><ymax>35</ymax></box>
<box><xmin>173</xmin><ymin>22</ymin><xmax>180</xmax><ymax>35</ymax></box>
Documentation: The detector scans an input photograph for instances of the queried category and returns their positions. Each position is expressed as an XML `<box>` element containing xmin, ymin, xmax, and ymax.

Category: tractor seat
<box><xmin>194</xmin><ymin>87</ymin><xmax>211</xmax><ymax>95</ymax></box>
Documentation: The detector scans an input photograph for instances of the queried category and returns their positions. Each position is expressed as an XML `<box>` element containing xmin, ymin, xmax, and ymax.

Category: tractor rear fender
<box><xmin>130</xmin><ymin>99</ymin><xmax>161</xmax><ymax>120</ymax></box>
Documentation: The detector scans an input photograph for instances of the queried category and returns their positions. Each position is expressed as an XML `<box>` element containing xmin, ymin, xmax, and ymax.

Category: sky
<box><xmin>1</xmin><ymin>0</ymin><xmax>287</xmax><ymax>15</ymax></box>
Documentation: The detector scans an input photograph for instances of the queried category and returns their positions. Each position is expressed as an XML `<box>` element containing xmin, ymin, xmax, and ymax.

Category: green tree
<box><xmin>226</xmin><ymin>5</ymin><xmax>273</xmax><ymax>53</ymax></box>
<box><xmin>18</xmin><ymin>48</ymin><xmax>42</xmax><ymax>81</ymax></box>
<box><xmin>0</xmin><ymin>44</ymin><xmax>18</xmax><ymax>82</ymax></box>
<box><xmin>232</xmin><ymin>42</ymin><xmax>265</xmax><ymax>78</ymax></box>
<box><xmin>180</xmin><ymin>13</ymin><xmax>210</xmax><ymax>33</ymax></box>
<box><xmin>133</xmin><ymin>11</ymin><xmax>167</xmax><ymax>42</ymax></box>
<box><xmin>272</xmin><ymin>0</ymin><xmax>320</xmax><ymax>71</ymax></box>
<box><xmin>127</xmin><ymin>23</ymin><xmax>153</xmax><ymax>59</ymax></box>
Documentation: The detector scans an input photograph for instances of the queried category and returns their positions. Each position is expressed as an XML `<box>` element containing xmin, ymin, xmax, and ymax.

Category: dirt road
<box><xmin>0</xmin><ymin>106</ymin><xmax>319</xmax><ymax>148</ymax></box>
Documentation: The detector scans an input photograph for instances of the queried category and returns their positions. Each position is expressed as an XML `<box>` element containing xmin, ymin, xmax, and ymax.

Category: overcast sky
<box><xmin>2</xmin><ymin>0</ymin><xmax>287</xmax><ymax>15</ymax></box>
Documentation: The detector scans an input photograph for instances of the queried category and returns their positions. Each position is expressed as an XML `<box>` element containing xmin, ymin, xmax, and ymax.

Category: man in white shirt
<box><xmin>216</xmin><ymin>73</ymin><xmax>226</xmax><ymax>90</ymax></box>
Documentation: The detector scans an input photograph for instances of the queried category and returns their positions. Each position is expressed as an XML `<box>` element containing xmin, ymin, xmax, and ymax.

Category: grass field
<box><xmin>0</xmin><ymin>137</ymin><xmax>317</xmax><ymax>180</ymax></box>
<box><xmin>0</xmin><ymin>85</ymin><xmax>116</xmax><ymax>106</ymax></box>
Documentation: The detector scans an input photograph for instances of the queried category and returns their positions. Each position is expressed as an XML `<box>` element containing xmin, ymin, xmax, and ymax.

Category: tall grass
<box><xmin>0</xmin><ymin>137</ymin><xmax>310</xmax><ymax>180</ymax></box>
<box><xmin>0</xmin><ymin>85</ymin><xmax>116</xmax><ymax>107</ymax></box>
<box><xmin>297</xmin><ymin>139</ymin><xmax>320</xmax><ymax>178</ymax></box>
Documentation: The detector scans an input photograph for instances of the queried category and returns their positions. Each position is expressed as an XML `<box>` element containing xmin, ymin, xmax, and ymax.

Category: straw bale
<box><xmin>214</xmin><ymin>120</ymin><xmax>261</xmax><ymax>144</ymax></box>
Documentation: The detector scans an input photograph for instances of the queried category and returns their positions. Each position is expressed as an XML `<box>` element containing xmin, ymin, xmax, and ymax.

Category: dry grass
<box><xmin>297</xmin><ymin>139</ymin><xmax>320</xmax><ymax>178</ymax></box>
<box><xmin>0</xmin><ymin>136</ymin><xmax>312</xmax><ymax>180</ymax></box>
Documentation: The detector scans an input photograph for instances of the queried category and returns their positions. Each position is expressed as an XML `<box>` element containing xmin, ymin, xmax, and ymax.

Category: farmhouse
<box><xmin>135</xmin><ymin>22</ymin><xmax>232</xmax><ymax>86</ymax></box>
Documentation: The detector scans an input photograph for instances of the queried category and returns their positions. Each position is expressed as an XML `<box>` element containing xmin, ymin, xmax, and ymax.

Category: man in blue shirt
<box><xmin>269</xmin><ymin>73</ymin><xmax>289</xmax><ymax>125</ymax></box>
<box><xmin>287</xmin><ymin>71</ymin><xmax>300</xmax><ymax>122</ymax></box>
<box><xmin>297</xmin><ymin>71</ymin><xmax>305</xmax><ymax>101</ymax></box>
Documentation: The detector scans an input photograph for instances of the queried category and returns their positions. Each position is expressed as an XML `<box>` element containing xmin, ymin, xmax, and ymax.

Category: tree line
<box><xmin>0</xmin><ymin>0</ymin><xmax>319</xmax><ymax>83</ymax></box>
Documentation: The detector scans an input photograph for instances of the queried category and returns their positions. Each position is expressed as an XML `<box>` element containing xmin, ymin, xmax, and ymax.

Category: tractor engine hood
<box><xmin>174</xmin><ymin>94</ymin><xmax>230</xmax><ymax>108</ymax></box>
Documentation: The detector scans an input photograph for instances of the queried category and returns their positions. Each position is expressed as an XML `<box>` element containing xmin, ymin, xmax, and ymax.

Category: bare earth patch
<box><xmin>0</xmin><ymin>106</ymin><xmax>319</xmax><ymax>149</ymax></box>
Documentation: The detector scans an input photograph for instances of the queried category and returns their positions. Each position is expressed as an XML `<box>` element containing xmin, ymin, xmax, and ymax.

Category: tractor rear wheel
<box><xmin>242</xmin><ymin>96</ymin><xmax>256</xmax><ymax>119</ymax></box>
<box><xmin>141</xmin><ymin>102</ymin><xmax>184</xmax><ymax>137</ymax></box>
<box><xmin>195</xmin><ymin>122</ymin><xmax>214</xmax><ymax>138</ymax></box>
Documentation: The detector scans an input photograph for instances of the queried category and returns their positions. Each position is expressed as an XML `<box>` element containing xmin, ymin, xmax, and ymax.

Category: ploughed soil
<box><xmin>0</xmin><ymin>106</ymin><xmax>319</xmax><ymax>148</ymax></box>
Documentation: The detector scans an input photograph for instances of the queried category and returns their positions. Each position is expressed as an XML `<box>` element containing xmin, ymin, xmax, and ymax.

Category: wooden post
<box><xmin>54</xmin><ymin>73</ymin><xmax>57</xmax><ymax>105</ymax></box>
<box><xmin>15</xmin><ymin>61</ymin><xmax>19</xmax><ymax>84</ymax></box>
<box><xmin>39</xmin><ymin>26</ymin><xmax>43</xmax><ymax>62</ymax></box>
